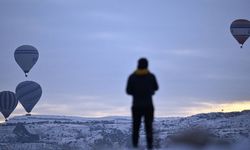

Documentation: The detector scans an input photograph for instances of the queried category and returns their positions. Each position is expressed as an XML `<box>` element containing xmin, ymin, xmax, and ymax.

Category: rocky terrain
<box><xmin>0</xmin><ymin>110</ymin><xmax>250</xmax><ymax>150</ymax></box>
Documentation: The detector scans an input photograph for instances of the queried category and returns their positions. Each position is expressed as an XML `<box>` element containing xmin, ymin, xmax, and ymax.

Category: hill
<box><xmin>0</xmin><ymin>110</ymin><xmax>250</xmax><ymax>150</ymax></box>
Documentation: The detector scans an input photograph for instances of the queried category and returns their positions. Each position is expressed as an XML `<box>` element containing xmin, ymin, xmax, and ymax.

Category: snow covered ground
<box><xmin>0</xmin><ymin>110</ymin><xmax>250</xmax><ymax>150</ymax></box>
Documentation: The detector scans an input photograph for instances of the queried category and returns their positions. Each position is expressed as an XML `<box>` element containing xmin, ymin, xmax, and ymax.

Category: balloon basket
<box><xmin>26</xmin><ymin>113</ymin><xmax>31</xmax><ymax>116</ymax></box>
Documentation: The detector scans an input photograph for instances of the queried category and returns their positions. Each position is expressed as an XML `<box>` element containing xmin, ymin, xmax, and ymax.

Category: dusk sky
<box><xmin>1</xmin><ymin>0</ymin><xmax>250</xmax><ymax>122</ymax></box>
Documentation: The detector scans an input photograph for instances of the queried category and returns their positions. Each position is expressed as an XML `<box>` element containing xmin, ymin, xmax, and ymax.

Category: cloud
<box><xmin>162</xmin><ymin>49</ymin><xmax>209</xmax><ymax>58</ymax></box>
<box><xmin>1</xmin><ymin>0</ymin><xmax>250</xmax><ymax>123</ymax></box>
<box><xmin>26</xmin><ymin>94</ymin><xmax>129</xmax><ymax>117</ymax></box>
<box><xmin>86</xmin><ymin>32</ymin><xmax>125</xmax><ymax>41</ymax></box>
<box><xmin>0</xmin><ymin>94</ymin><xmax>130</xmax><ymax>123</ymax></box>
<box><xmin>1</xmin><ymin>96</ymin><xmax>249</xmax><ymax>122</ymax></box>
<box><xmin>155</xmin><ymin>98</ymin><xmax>250</xmax><ymax>117</ymax></box>
<box><xmin>87</xmin><ymin>11</ymin><xmax>130</xmax><ymax>23</ymax></box>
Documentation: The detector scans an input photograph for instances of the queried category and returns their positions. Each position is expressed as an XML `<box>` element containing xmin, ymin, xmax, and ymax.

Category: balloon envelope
<box><xmin>230</xmin><ymin>19</ymin><xmax>250</xmax><ymax>47</ymax></box>
<box><xmin>0</xmin><ymin>91</ymin><xmax>18</xmax><ymax>119</ymax></box>
<box><xmin>16</xmin><ymin>81</ymin><xmax>42</xmax><ymax>113</ymax></box>
<box><xmin>14</xmin><ymin>45</ymin><xmax>39</xmax><ymax>77</ymax></box>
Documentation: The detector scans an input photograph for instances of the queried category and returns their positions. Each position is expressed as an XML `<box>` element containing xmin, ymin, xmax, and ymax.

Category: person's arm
<box><xmin>126</xmin><ymin>75</ymin><xmax>134</xmax><ymax>95</ymax></box>
<box><xmin>152</xmin><ymin>74</ymin><xmax>159</xmax><ymax>92</ymax></box>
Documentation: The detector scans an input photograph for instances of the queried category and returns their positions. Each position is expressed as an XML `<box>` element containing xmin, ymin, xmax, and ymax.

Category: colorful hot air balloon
<box><xmin>230</xmin><ymin>19</ymin><xmax>250</xmax><ymax>48</ymax></box>
<box><xmin>15</xmin><ymin>81</ymin><xmax>42</xmax><ymax>115</ymax></box>
<box><xmin>14</xmin><ymin>45</ymin><xmax>39</xmax><ymax>77</ymax></box>
<box><xmin>0</xmin><ymin>91</ymin><xmax>18</xmax><ymax>121</ymax></box>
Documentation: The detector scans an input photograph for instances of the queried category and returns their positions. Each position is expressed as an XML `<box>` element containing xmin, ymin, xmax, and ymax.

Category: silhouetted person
<box><xmin>126</xmin><ymin>58</ymin><xmax>159</xmax><ymax>149</ymax></box>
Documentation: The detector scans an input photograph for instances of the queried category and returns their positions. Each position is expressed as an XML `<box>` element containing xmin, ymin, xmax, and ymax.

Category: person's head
<box><xmin>137</xmin><ymin>58</ymin><xmax>148</xmax><ymax>69</ymax></box>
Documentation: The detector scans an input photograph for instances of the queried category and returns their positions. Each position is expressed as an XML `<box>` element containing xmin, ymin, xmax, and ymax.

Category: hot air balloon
<box><xmin>0</xmin><ymin>91</ymin><xmax>18</xmax><ymax>121</ymax></box>
<box><xmin>14</xmin><ymin>45</ymin><xmax>39</xmax><ymax>77</ymax></box>
<box><xmin>16</xmin><ymin>81</ymin><xmax>42</xmax><ymax>115</ymax></box>
<box><xmin>230</xmin><ymin>19</ymin><xmax>250</xmax><ymax>48</ymax></box>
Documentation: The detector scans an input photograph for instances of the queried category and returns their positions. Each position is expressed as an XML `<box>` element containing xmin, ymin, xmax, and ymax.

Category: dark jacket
<box><xmin>126</xmin><ymin>70</ymin><xmax>159</xmax><ymax>108</ymax></box>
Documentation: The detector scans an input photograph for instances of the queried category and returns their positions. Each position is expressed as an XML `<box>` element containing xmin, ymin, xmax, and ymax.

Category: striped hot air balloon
<box><xmin>16</xmin><ymin>81</ymin><xmax>42</xmax><ymax>114</ymax></box>
<box><xmin>230</xmin><ymin>19</ymin><xmax>250</xmax><ymax>48</ymax></box>
<box><xmin>0</xmin><ymin>91</ymin><xmax>18</xmax><ymax>121</ymax></box>
<box><xmin>14</xmin><ymin>45</ymin><xmax>39</xmax><ymax>77</ymax></box>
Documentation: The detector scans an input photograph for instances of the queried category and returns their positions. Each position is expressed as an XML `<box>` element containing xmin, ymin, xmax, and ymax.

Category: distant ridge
<box><xmin>190</xmin><ymin>109</ymin><xmax>250</xmax><ymax>120</ymax></box>
<box><xmin>2</xmin><ymin>109</ymin><xmax>249</xmax><ymax>124</ymax></box>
